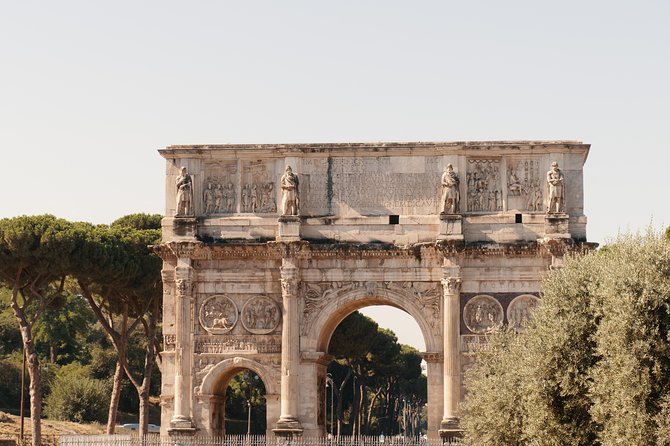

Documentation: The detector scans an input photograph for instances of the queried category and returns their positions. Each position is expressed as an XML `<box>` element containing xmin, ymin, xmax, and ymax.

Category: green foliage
<box><xmin>32</xmin><ymin>293</ymin><xmax>97</xmax><ymax>364</ymax></box>
<box><xmin>328</xmin><ymin>311</ymin><xmax>425</xmax><ymax>436</ymax></box>
<box><xmin>111</xmin><ymin>213</ymin><xmax>162</xmax><ymax>231</ymax></box>
<box><xmin>224</xmin><ymin>371</ymin><xmax>267</xmax><ymax>434</ymax></box>
<box><xmin>0</xmin><ymin>354</ymin><xmax>23</xmax><ymax>411</ymax></box>
<box><xmin>461</xmin><ymin>231</ymin><xmax>670</xmax><ymax>446</ymax></box>
<box><xmin>44</xmin><ymin>363</ymin><xmax>110</xmax><ymax>423</ymax></box>
<box><xmin>0</xmin><ymin>309</ymin><xmax>22</xmax><ymax>356</ymax></box>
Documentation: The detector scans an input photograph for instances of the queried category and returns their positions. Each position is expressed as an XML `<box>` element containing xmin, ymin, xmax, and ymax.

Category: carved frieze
<box><xmin>203</xmin><ymin>161</ymin><xmax>237</xmax><ymax>214</ymax></box>
<box><xmin>241</xmin><ymin>161</ymin><xmax>277</xmax><ymax>213</ymax></box>
<box><xmin>507</xmin><ymin>158</ymin><xmax>543</xmax><ymax>212</ymax></box>
<box><xmin>241</xmin><ymin>296</ymin><xmax>281</xmax><ymax>334</ymax></box>
<box><xmin>460</xmin><ymin>334</ymin><xmax>490</xmax><ymax>353</ymax></box>
<box><xmin>466</xmin><ymin>158</ymin><xmax>502</xmax><ymax>212</ymax></box>
<box><xmin>199</xmin><ymin>295</ymin><xmax>238</xmax><ymax>334</ymax></box>
<box><xmin>463</xmin><ymin>295</ymin><xmax>504</xmax><ymax>334</ymax></box>
<box><xmin>507</xmin><ymin>294</ymin><xmax>540</xmax><ymax>332</ymax></box>
<box><xmin>194</xmin><ymin>335</ymin><xmax>282</xmax><ymax>354</ymax></box>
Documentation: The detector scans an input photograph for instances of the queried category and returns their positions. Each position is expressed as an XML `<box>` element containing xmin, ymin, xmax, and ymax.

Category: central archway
<box><xmin>300</xmin><ymin>283</ymin><xmax>443</xmax><ymax>439</ymax></box>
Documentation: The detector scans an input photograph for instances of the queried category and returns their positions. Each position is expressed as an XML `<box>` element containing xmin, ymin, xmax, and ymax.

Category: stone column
<box><xmin>274</xmin><ymin>258</ymin><xmax>303</xmax><ymax>434</ymax></box>
<box><xmin>440</xmin><ymin>268</ymin><xmax>462</xmax><ymax>438</ymax></box>
<box><xmin>169</xmin><ymin>242</ymin><xmax>199</xmax><ymax>432</ymax></box>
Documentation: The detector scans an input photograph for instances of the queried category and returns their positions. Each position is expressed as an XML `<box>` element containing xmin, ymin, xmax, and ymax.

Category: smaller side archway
<box><xmin>197</xmin><ymin>357</ymin><xmax>280</xmax><ymax>437</ymax></box>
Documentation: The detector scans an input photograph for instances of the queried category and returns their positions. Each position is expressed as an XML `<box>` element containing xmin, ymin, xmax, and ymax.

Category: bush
<box><xmin>0</xmin><ymin>355</ymin><xmax>23</xmax><ymax>412</ymax></box>
<box><xmin>44</xmin><ymin>363</ymin><xmax>110</xmax><ymax>423</ymax></box>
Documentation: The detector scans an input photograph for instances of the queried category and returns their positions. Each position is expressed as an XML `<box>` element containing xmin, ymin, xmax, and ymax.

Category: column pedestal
<box><xmin>277</xmin><ymin>215</ymin><xmax>301</xmax><ymax>242</ymax></box>
<box><xmin>544</xmin><ymin>213</ymin><xmax>570</xmax><ymax>239</ymax></box>
<box><xmin>437</xmin><ymin>214</ymin><xmax>463</xmax><ymax>241</ymax></box>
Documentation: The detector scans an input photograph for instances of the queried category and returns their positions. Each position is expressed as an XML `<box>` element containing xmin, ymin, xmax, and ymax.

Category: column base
<box><xmin>168</xmin><ymin>416</ymin><xmax>197</xmax><ymax>436</ymax></box>
<box><xmin>273</xmin><ymin>418</ymin><xmax>303</xmax><ymax>439</ymax></box>
<box><xmin>439</xmin><ymin>418</ymin><xmax>463</xmax><ymax>442</ymax></box>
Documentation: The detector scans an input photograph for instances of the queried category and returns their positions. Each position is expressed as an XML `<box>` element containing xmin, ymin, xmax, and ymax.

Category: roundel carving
<box><xmin>463</xmin><ymin>295</ymin><xmax>504</xmax><ymax>334</ymax></box>
<box><xmin>199</xmin><ymin>295</ymin><xmax>238</xmax><ymax>334</ymax></box>
<box><xmin>507</xmin><ymin>294</ymin><xmax>540</xmax><ymax>331</ymax></box>
<box><xmin>241</xmin><ymin>296</ymin><xmax>281</xmax><ymax>335</ymax></box>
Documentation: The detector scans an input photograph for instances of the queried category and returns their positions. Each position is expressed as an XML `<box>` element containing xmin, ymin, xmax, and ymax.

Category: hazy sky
<box><xmin>2</xmin><ymin>1</ymin><xmax>668</xmax><ymax>350</ymax></box>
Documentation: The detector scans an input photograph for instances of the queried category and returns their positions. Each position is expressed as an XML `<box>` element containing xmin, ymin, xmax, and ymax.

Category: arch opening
<box><xmin>323</xmin><ymin>305</ymin><xmax>428</xmax><ymax>438</ymax></box>
<box><xmin>200</xmin><ymin>358</ymin><xmax>278</xmax><ymax>437</ymax></box>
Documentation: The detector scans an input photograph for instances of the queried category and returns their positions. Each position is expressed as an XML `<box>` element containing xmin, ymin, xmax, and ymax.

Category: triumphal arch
<box><xmin>155</xmin><ymin>141</ymin><xmax>591</xmax><ymax>439</ymax></box>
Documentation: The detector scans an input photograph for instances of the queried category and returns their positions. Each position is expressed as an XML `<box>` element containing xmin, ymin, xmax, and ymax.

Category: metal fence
<box><xmin>58</xmin><ymin>435</ymin><xmax>461</xmax><ymax>446</ymax></box>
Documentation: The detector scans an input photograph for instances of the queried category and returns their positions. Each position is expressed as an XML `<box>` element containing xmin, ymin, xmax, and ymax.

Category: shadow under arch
<box><xmin>306</xmin><ymin>285</ymin><xmax>441</xmax><ymax>354</ymax></box>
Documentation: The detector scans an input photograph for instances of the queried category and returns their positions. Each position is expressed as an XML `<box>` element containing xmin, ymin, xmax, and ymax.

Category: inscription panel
<box><xmin>302</xmin><ymin>156</ymin><xmax>441</xmax><ymax>216</ymax></box>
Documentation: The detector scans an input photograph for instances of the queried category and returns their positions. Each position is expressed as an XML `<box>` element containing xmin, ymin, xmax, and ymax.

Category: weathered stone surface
<box><xmin>156</xmin><ymin>141</ymin><xmax>591</xmax><ymax>438</ymax></box>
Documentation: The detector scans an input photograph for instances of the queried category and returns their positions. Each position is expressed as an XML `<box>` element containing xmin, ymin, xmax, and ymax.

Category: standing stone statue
<box><xmin>175</xmin><ymin>166</ymin><xmax>193</xmax><ymax>216</ymax></box>
<box><xmin>280</xmin><ymin>165</ymin><xmax>299</xmax><ymax>216</ymax></box>
<box><xmin>546</xmin><ymin>161</ymin><xmax>565</xmax><ymax>213</ymax></box>
<box><xmin>441</xmin><ymin>164</ymin><xmax>460</xmax><ymax>214</ymax></box>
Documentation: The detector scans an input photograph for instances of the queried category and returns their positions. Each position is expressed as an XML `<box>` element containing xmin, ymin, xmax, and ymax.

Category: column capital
<box><xmin>441</xmin><ymin>277</ymin><xmax>462</xmax><ymax>295</ymax></box>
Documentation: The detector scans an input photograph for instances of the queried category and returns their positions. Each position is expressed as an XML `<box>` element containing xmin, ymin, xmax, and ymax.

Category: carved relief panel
<box><xmin>203</xmin><ymin>161</ymin><xmax>238</xmax><ymax>214</ymax></box>
<box><xmin>241</xmin><ymin>161</ymin><xmax>277</xmax><ymax>214</ymax></box>
<box><xmin>507</xmin><ymin>294</ymin><xmax>540</xmax><ymax>332</ymax></box>
<box><xmin>199</xmin><ymin>295</ymin><xmax>238</xmax><ymax>334</ymax></box>
<box><xmin>466</xmin><ymin>159</ymin><xmax>502</xmax><ymax>212</ymax></box>
<box><xmin>506</xmin><ymin>159</ymin><xmax>543</xmax><ymax>212</ymax></box>
<box><xmin>463</xmin><ymin>294</ymin><xmax>504</xmax><ymax>334</ymax></box>
<box><xmin>241</xmin><ymin>296</ymin><xmax>281</xmax><ymax>334</ymax></box>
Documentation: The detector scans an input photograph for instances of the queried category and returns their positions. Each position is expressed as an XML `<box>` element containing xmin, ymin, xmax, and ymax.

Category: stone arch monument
<box><xmin>155</xmin><ymin>141</ymin><xmax>592</xmax><ymax>439</ymax></box>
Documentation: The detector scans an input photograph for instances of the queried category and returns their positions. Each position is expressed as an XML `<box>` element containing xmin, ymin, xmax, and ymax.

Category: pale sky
<box><xmin>2</xmin><ymin>1</ymin><xmax>668</xmax><ymax>351</ymax></box>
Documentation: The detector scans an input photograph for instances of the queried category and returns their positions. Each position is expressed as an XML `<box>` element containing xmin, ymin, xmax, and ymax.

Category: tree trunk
<box><xmin>25</xmin><ymin>331</ymin><xmax>43</xmax><ymax>446</ymax></box>
<box><xmin>10</xmin><ymin>284</ymin><xmax>43</xmax><ymax>446</ymax></box>
<box><xmin>107</xmin><ymin>359</ymin><xmax>124</xmax><ymax>434</ymax></box>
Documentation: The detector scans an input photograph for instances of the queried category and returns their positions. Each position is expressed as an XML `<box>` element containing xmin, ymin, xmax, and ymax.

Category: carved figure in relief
<box><xmin>225</xmin><ymin>183</ymin><xmax>235</xmax><ymax>211</ymax></box>
<box><xmin>242</xmin><ymin>296</ymin><xmax>281</xmax><ymax>334</ymax></box>
<box><xmin>507</xmin><ymin>295</ymin><xmax>540</xmax><ymax>332</ymax></box>
<box><xmin>242</xmin><ymin>185</ymin><xmax>250</xmax><ymax>211</ymax></box>
<box><xmin>466</xmin><ymin>159</ymin><xmax>502</xmax><ymax>213</ymax></box>
<box><xmin>508</xmin><ymin>171</ymin><xmax>524</xmax><ymax>196</ymax></box>
<box><xmin>175</xmin><ymin>167</ymin><xmax>193</xmax><ymax>216</ymax></box>
<box><xmin>441</xmin><ymin>164</ymin><xmax>460</xmax><ymax>214</ymax></box>
<box><xmin>251</xmin><ymin>184</ymin><xmax>258</xmax><ymax>212</ymax></box>
<box><xmin>199</xmin><ymin>295</ymin><xmax>238</xmax><ymax>334</ymax></box>
<box><xmin>203</xmin><ymin>183</ymin><xmax>215</xmax><ymax>214</ymax></box>
<box><xmin>214</xmin><ymin>184</ymin><xmax>224</xmax><ymax>213</ymax></box>
<box><xmin>463</xmin><ymin>295</ymin><xmax>503</xmax><ymax>334</ymax></box>
<box><xmin>280</xmin><ymin>165</ymin><xmax>300</xmax><ymax>215</ymax></box>
<box><xmin>546</xmin><ymin>161</ymin><xmax>565</xmax><ymax>213</ymax></box>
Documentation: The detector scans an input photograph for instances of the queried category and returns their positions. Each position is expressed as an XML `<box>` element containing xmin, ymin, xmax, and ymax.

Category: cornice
<box><xmin>153</xmin><ymin>238</ymin><xmax>595</xmax><ymax>261</ymax></box>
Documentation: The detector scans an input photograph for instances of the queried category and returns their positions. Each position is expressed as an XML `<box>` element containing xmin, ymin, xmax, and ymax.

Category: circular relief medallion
<box><xmin>199</xmin><ymin>295</ymin><xmax>238</xmax><ymax>334</ymax></box>
<box><xmin>463</xmin><ymin>295</ymin><xmax>504</xmax><ymax>334</ymax></box>
<box><xmin>507</xmin><ymin>294</ymin><xmax>540</xmax><ymax>332</ymax></box>
<box><xmin>241</xmin><ymin>296</ymin><xmax>281</xmax><ymax>335</ymax></box>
